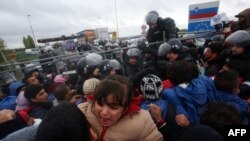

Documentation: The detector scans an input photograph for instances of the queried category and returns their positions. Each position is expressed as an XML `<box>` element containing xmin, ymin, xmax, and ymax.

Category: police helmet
<box><xmin>158</xmin><ymin>42</ymin><xmax>171</xmax><ymax>57</ymax></box>
<box><xmin>168</xmin><ymin>38</ymin><xmax>183</xmax><ymax>53</ymax></box>
<box><xmin>105</xmin><ymin>42</ymin><xmax>112</xmax><ymax>47</ymax></box>
<box><xmin>99</xmin><ymin>59</ymin><xmax>121</xmax><ymax>74</ymax></box>
<box><xmin>109</xmin><ymin>59</ymin><xmax>121</xmax><ymax>70</ymax></box>
<box><xmin>24</xmin><ymin>63</ymin><xmax>40</xmax><ymax>75</ymax></box>
<box><xmin>76</xmin><ymin>53</ymin><xmax>103</xmax><ymax>76</ymax></box>
<box><xmin>225</xmin><ymin>30</ymin><xmax>250</xmax><ymax>48</ymax></box>
<box><xmin>126</xmin><ymin>48</ymin><xmax>140</xmax><ymax>57</ymax></box>
<box><xmin>145</xmin><ymin>11</ymin><xmax>159</xmax><ymax>25</ymax></box>
<box><xmin>56</xmin><ymin>61</ymin><xmax>67</xmax><ymax>73</ymax></box>
<box><xmin>98</xmin><ymin>45</ymin><xmax>104</xmax><ymax>50</ymax></box>
<box><xmin>112</xmin><ymin>43</ymin><xmax>119</xmax><ymax>47</ymax></box>
<box><xmin>211</xmin><ymin>13</ymin><xmax>230</xmax><ymax>27</ymax></box>
<box><xmin>0</xmin><ymin>72</ymin><xmax>16</xmax><ymax>85</ymax></box>
<box><xmin>112</xmin><ymin>47</ymin><xmax>123</xmax><ymax>56</ymax></box>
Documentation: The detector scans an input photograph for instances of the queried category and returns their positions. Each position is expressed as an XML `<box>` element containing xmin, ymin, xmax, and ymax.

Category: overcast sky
<box><xmin>0</xmin><ymin>0</ymin><xmax>249</xmax><ymax>49</ymax></box>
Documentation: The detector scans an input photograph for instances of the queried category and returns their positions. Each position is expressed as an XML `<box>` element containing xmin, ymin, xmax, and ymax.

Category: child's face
<box><xmin>94</xmin><ymin>94</ymin><xmax>125</xmax><ymax>127</ymax></box>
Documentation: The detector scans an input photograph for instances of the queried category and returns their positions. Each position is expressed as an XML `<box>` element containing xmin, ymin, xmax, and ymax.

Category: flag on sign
<box><xmin>188</xmin><ymin>1</ymin><xmax>220</xmax><ymax>32</ymax></box>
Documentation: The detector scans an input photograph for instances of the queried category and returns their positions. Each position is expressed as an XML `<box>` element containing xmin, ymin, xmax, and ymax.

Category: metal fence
<box><xmin>0</xmin><ymin>30</ymin><xmax>220</xmax><ymax>79</ymax></box>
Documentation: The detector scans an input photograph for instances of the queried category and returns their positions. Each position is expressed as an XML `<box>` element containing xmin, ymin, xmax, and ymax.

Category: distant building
<box><xmin>76</xmin><ymin>27</ymin><xmax>109</xmax><ymax>44</ymax></box>
<box><xmin>95</xmin><ymin>27</ymin><xmax>109</xmax><ymax>40</ymax></box>
<box><xmin>76</xmin><ymin>29</ymin><xmax>95</xmax><ymax>44</ymax></box>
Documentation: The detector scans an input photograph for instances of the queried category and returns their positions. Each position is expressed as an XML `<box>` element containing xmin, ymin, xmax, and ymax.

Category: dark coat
<box><xmin>28</xmin><ymin>102</ymin><xmax>52</xmax><ymax>119</ymax></box>
<box><xmin>146</xmin><ymin>17</ymin><xmax>178</xmax><ymax>53</ymax></box>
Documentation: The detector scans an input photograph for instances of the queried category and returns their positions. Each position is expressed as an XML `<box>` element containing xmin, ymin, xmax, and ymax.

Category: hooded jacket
<box><xmin>217</xmin><ymin>90</ymin><xmax>249</xmax><ymax>124</ymax></box>
<box><xmin>163</xmin><ymin>76</ymin><xmax>222</xmax><ymax>124</ymax></box>
<box><xmin>8</xmin><ymin>82</ymin><xmax>24</xmax><ymax>96</ymax></box>
<box><xmin>0</xmin><ymin>96</ymin><xmax>17</xmax><ymax>110</ymax></box>
<box><xmin>78</xmin><ymin>101</ymin><xmax>163</xmax><ymax>141</ymax></box>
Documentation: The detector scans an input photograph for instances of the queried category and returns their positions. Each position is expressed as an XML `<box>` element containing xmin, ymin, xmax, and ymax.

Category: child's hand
<box><xmin>148</xmin><ymin>104</ymin><xmax>162</xmax><ymax>122</ymax></box>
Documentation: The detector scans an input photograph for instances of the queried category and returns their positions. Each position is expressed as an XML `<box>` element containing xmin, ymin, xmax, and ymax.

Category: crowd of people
<box><xmin>0</xmin><ymin>8</ymin><xmax>250</xmax><ymax>141</ymax></box>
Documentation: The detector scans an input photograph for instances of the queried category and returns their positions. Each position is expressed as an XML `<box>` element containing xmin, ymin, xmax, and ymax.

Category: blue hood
<box><xmin>8</xmin><ymin>81</ymin><xmax>25</xmax><ymax>96</ymax></box>
<box><xmin>175</xmin><ymin>76</ymin><xmax>222</xmax><ymax>124</ymax></box>
<box><xmin>176</xmin><ymin>76</ymin><xmax>221</xmax><ymax>105</ymax></box>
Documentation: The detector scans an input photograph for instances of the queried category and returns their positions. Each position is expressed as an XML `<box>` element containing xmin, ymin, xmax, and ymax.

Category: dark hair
<box><xmin>214</xmin><ymin>70</ymin><xmax>239</xmax><ymax>93</ymax></box>
<box><xmin>224</xmin><ymin>60</ymin><xmax>246</xmax><ymax>77</ymax></box>
<box><xmin>207</xmin><ymin>42</ymin><xmax>223</xmax><ymax>55</ymax></box>
<box><xmin>187</xmin><ymin>47</ymin><xmax>199</xmax><ymax>60</ymax></box>
<box><xmin>94</xmin><ymin>75</ymin><xmax>133</xmax><ymax>108</ymax></box>
<box><xmin>200</xmin><ymin>102</ymin><xmax>241</xmax><ymax>135</ymax></box>
<box><xmin>22</xmin><ymin>74</ymin><xmax>32</xmax><ymax>85</ymax></box>
<box><xmin>24</xmin><ymin>84</ymin><xmax>44</xmax><ymax>102</ymax></box>
<box><xmin>53</xmin><ymin>84</ymin><xmax>69</xmax><ymax>101</ymax></box>
<box><xmin>42</xmin><ymin>76</ymin><xmax>53</xmax><ymax>92</ymax></box>
<box><xmin>36</xmin><ymin>102</ymin><xmax>92</xmax><ymax>141</ymax></box>
<box><xmin>167</xmin><ymin>61</ymin><xmax>193</xmax><ymax>86</ymax></box>
<box><xmin>188</xmin><ymin>61</ymin><xmax>199</xmax><ymax>79</ymax></box>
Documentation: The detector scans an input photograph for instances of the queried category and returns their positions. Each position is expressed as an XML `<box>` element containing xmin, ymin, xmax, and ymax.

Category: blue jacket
<box><xmin>0</xmin><ymin>96</ymin><xmax>17</xmax><ymax>110</ymax></box>
<box><xmin>162</xmin><ymin>76</ymin><xmax>222</xmax><ymax>124</ymax></box>
<box><xmin>140</xmin><ymin>98</ymin><xmax>168</xmax><ymax>120</ymax></box>
<box><xmin>218</xmin><ymin>90</ymin><xmax>249</xmax><ymax>124</ymax></box>
<box><xmin>8</xmin><ymin>82</ymin><xmax>24</xmax><ymax>96</ymax></box>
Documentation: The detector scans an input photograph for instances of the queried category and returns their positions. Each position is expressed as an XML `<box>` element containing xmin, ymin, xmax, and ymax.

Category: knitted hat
<box><xmin>83</xmin><ymin>78</ymin><xmax>100</xmax><ymax>97</ymax></box>
<box><xmin>54</xmin><ymin>75</ymin><xmax>66</xmax><ymax>83</ymax></box>
<box><xmin>140</xmin><ymin>74</ymin><xmax>163</xmax><ymax>100</ymax></box>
